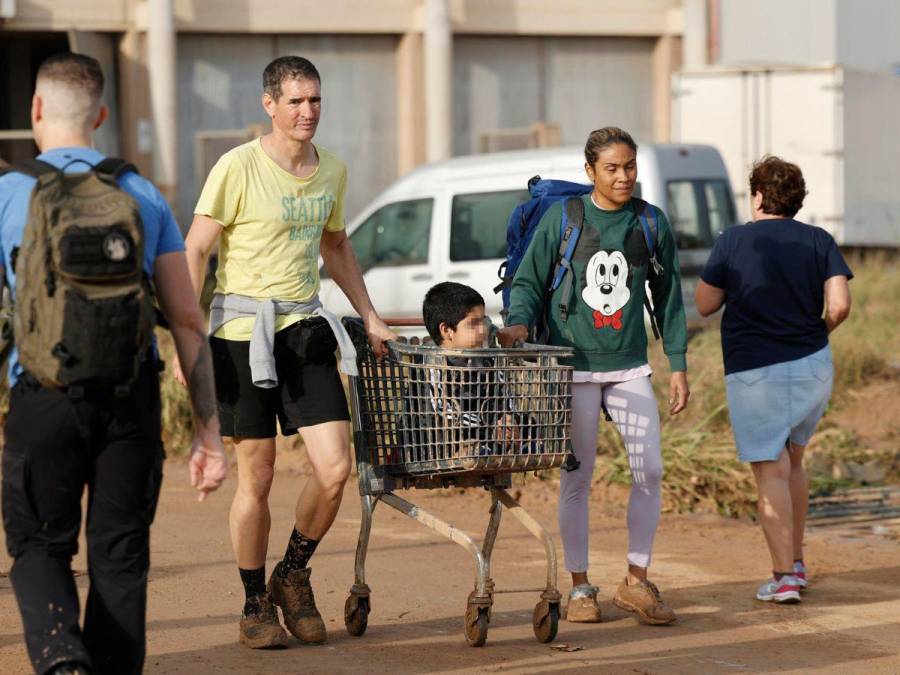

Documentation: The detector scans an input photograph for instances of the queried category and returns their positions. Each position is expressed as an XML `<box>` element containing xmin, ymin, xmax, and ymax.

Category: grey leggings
<box><xmin>559</xmin><ymin>376</ymin><xmax>663</xmax><ymax>572</ymax></box>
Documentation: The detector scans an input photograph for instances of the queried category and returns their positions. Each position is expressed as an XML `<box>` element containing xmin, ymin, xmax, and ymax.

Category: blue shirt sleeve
<box><xmin>151</xmin><ymin>189</ymin><xmax>185</xmax><ymax>257</ymax></box>
<box><xmin>700</xmin><ymin>230</ymin><xmax>730</xmax><ymax>288</ymax></box>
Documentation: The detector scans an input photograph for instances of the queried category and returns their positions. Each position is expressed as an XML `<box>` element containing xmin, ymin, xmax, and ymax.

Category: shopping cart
<box><xmin>342</xmin><ymin>317</ymin><xmax>574</xmax><ymax>647</ymax></box>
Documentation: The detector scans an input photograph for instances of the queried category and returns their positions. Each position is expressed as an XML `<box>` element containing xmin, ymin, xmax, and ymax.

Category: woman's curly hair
<box><xmin>749</xmin><ymin>155</ymin><xmax>807</xmax><ymax>218</ymax></box>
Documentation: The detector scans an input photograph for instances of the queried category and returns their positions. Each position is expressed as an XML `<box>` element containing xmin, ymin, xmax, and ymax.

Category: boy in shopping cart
<box><xmin>415</xmin><ymin>282</ymin><xmax>536</xmax><ymax>458</ymax></box>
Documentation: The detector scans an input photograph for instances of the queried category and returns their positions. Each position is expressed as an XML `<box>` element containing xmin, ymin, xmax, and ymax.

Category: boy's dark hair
<box><xmin>749</xmin><ymin>155</ymin><xmax>807</xmax><ymax>218</ymax></box>
<box><xmin>423</xmin><ymin>282</ymin><xmax>485</xmax><ymax>344</ymax></box>
<box><xmin>263</xmin><ymin>56</ymin><xmax>321</xmax><ymax>101</ymax></box>
<box><xmin>37</xmin><ymin>52</ymin><xmax>104</xmax><ymax>102</ymax></box>
<box><xmin>584</xmin><ymin>126</ymin><xmax>637</xmax><ymax>166</ymax></box>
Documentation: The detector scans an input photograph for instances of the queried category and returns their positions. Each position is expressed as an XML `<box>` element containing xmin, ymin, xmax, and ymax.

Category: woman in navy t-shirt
<box><xmin>695</xmin><ymin>156</ymin><xmax>852</xmax><ymax>606</ymax></box>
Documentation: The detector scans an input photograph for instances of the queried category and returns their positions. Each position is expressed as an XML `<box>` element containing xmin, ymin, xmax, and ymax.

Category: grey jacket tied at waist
<box><xmin>208</xmin><ymin>293</ymin><xmax>358</xmax><ymax>388</ymax></box>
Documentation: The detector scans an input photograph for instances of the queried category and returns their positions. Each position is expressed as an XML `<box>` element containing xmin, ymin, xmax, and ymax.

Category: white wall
<box><xmin>836</xmin><ymin>0</ymin><xmax>900</xmax><ymax>74</ymax></box>
<box><xmin>718</xmin><ymin>0</ymin><xmax>837</xmax><ymax>66</ymax></box>
<box><xmin>718</xmin><ymin>0</ymin><xmax>900</xmax><ymax>74</ymax></box>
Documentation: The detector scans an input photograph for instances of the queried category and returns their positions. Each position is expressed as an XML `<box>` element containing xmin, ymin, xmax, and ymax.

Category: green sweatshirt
<box><xmin>507</xmin><ymin>195</ymin><xmax>688</xmax><ymax>373</ymax></box>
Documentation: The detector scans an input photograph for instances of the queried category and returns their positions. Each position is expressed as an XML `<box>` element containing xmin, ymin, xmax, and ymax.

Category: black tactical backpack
<box><xmin>1</xmin><ymin>158</ymin><xmax>156</xmax><ymax>389</ymax></box>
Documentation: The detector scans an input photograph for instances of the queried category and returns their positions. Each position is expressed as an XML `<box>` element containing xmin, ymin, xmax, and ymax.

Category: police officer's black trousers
<box><xmin>2</xmin><ymin>364</ymin><xmax>164</xmax><ymax>675</ymax></box>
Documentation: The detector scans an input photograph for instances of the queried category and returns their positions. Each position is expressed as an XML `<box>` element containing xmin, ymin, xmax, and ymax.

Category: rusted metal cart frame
<box><xmin>342</xmin><ymin>318</ymin><xmax>574</xmax><ymax>647</ymax></box>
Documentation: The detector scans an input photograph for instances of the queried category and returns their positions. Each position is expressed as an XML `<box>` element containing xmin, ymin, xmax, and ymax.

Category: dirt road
<box><xmin>1</xmin><ymin>461</ymin><xmax>899</xmax><ymax>674</ymax></box>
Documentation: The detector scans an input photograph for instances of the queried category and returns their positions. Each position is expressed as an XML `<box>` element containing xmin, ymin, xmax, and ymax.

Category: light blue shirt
<box><xmin>0</xmin><ymin>146</ymin><xmax>185</xmax><ymax>386</ymax></box>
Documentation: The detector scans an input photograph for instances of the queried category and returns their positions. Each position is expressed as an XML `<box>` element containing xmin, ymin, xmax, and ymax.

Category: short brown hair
<box><xmin>749</xmin><ymin>155</ymin><xmax>807</xmax><ymax>218</ymax></box>
<box><xmin>584</xmin><ymin>127</ymin><xmax>637</xmax><ymax>166</ymax></box>
<box><xmin>37</xmin><ymin>52</ymin><xmax>104</xmax><ymax>103</ymax></box>
<box><xmin>263</xmin><ymin>56</ymin><xmax>320</xmax><ymax>100</ymax></box>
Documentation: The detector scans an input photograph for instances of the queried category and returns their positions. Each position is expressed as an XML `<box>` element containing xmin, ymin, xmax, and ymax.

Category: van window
<box><xmin>450</xmin><ymin>189</ymin><xmax>529</xmax><ymax>261</ymax></box>
<box><xmin>348</xmin><ymin>198</ymin><xmax>434</xmax><ymax>273</ymax></box>
<box><xmin>704</xmin><ymin>180</ymin><xmax>736</xmax><ymax>235</ymax></box>
<box><xmin>666</xmin><ymin>179</ymin><xmax>733</xmax><ymax>249</ymax></box>
<box><xmin>667</xmin><ymin>181</ymin><xmax>707</xmax><ymax>249</ymax></box>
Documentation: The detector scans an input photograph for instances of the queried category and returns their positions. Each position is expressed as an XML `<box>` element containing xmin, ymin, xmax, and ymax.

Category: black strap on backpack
<box><xmin>555</xmin><ymin>198</ymin><xmax>585</xmax><ymax>322</ymax></box>
<box><xmin>531</xmin><ymin>198</ymin><xmax>585</xmax><ymax>341</ymax></box>
<box><xmin>2</xmin><ymin>158</ymin><xmax>60</xmax><ymax>179</ymax></box>
<box><xmin>631</xmin><ymin>198</ymin><xmax>663</xmax><ymax>341</ymax></box>
<box><xmin>93</xmin><ymin>157</ymin><xmax>138</xmax><ymax>179</ymax></box>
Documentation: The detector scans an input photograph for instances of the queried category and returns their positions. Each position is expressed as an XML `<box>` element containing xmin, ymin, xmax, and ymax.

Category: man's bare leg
<box><xmin>229</xmin><ymin>437</ymin><xmax>277</xmax><ymax>568</ymax></box>
<box><xmin>295</xmin><ymin>421</ymin><xmax>352</xmax><ymax>538</ymax></box>
<box><xmin>267</xmin><ymin>421</ymin><xmax>351</xmax><ymax>644</ymax></box>
<box><xmin>230</xmin><ymin>436</ymin><xmax>288</xmax><ymax>648</ymax></box>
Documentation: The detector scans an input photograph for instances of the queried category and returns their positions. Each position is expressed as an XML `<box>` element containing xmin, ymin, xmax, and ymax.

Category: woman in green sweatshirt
<box><xmin>499</xmin><ymin>127</ymin><xmax>690</xmax><ymax>626</ymax></box>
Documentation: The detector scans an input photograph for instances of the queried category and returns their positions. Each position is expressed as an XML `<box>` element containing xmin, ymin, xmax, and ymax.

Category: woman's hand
<box><xmin>668</xmin><ymin>371</ymin><xmax>690</xmax><ymax>415</ymax></box>
<box><xmin>497</xmin><ymin>324</ymin><xmax>528</xmax><ymax>347</ymax></box>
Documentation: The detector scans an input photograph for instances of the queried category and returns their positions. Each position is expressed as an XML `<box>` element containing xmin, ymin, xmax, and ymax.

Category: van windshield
<box><xmin>666</xmin><ymin>179</ymin><xmax>735</xmax><ymax>249</ymax></box>
<box><xmin>450</xmin><ymin>189</ymin><xmax>530</xmax><ymax>261</ymax></box>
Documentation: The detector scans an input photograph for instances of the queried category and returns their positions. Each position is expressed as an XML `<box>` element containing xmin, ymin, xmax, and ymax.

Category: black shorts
<box><xmin>210</xmin><ymin>317</ymin><xmax>350</xmax><ymax>438</ymax></box>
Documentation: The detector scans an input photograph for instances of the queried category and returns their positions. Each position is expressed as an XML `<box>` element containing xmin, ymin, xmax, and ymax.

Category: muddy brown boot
<box><xmin>268</xmin><ymin>563</ymin><xmax>327</xmax><ymax>644</ymax></box>
<box><xmin>239</xmin><ymin>592</ymin><xmax>289</xmax><ymax>649</ymax></box>
<box><xmin>613</xmin><ymin>577</ymin><xmax>676</xmax><ymax>625</ymax></box>
<box><xmin>564</xmin><ymin>584</ymin><xmax>602</xmax><ymax>623</ymax></box>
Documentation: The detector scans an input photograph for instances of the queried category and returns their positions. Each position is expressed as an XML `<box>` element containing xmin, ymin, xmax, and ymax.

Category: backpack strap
<box><xmin>632</xmin><ymin>198</ymin><xmax>663</xmax><ymax>340</ymax></box>
<box><xmin>3</xmin><ymin>159</ymin><xmax>61</xmax><ymax>179</ymax></box>
<box><xmin>551</xmin><ymin>197</ymin><xmax>584</xmax><ymax>322</ymax></box>
<box><xmin>93</xmin><ymin>157</ymin><xmax>138</xmax><ymax>179</ymax></box>
<box><xmin>633</xmin><ymin>198</ymin><xmax>663</xmax><ymax>277</ymax></box>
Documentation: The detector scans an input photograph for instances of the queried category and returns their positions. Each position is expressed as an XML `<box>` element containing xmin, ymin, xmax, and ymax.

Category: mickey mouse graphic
<box><xmin>582</xmin><ymin>250</ymin><xmax>630</xmax><ymax>330</ymax></box>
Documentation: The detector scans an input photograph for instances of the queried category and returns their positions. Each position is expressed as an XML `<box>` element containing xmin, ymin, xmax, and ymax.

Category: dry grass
<box><xmin>156</xmin><ymin>329</ymin><xmax>195</xmax><ymax>454</ymax></box>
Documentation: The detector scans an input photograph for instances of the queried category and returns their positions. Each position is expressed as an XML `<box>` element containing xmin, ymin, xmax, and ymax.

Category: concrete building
<box><xmin>715</xmin><ymin>0</ymin><xmax>900</xmax><ymax>75</ymax></box>
<box><xmin>1</xmin><ymin>0</ymin><xmax>688</xmax><ymax>225</ymax></box>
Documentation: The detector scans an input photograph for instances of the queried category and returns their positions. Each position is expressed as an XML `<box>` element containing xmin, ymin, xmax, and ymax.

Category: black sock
<box><xmin>239</xmin><ymin>566</ymin><xmax>266</xmax><ymax>615</ymax></box>
<box><xmin>278</xmin><ymin>528</ymin><xmax>319</xmax><ymax>578</ymax></box>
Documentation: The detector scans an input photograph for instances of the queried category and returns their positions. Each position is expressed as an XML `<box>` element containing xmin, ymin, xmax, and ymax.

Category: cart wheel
<box><xmin>532</xmin><ymin>599</ymin><xmax>559</xmax><ymax>643</ymax></box>
<box><xmin>467</xmin><ymin>589</ymin><xmax>494</xmax><ymax>622</ymax></box>
<box><xmin>464</xmin><ymin>604</ymin><xmax>490</xmax><ymax>647</ymax></box>
<box><xmin>344</xmin><ymin>594</ymin><xmax>370</xmax><ymax>637</ymax></box>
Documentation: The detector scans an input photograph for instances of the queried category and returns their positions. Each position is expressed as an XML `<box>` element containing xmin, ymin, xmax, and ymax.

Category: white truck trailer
<box><xmin>672</xmin><ymin>65</ymin><xmax>900</xmax><ymax>247</ymax></box>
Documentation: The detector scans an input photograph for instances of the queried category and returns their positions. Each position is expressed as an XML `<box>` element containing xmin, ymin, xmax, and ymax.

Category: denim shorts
<box><xmin>725</xmin><ymin>345</ymin><xmax>833</xmax><ymax>463</ymax></box>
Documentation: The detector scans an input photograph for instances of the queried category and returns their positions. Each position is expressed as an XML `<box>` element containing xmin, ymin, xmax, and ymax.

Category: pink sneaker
<box><xmin>793</xmin><ymin>561</ymin><xmax>808</xmax><ymax>590</ymax></box>
<box><xmin>756</xmin><ymin>576</ymin><xmax>801</xmax><ymax>603</ymax></box>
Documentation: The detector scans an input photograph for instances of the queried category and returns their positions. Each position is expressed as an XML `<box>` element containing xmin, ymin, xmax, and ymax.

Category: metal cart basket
<box><xmin>342</xmin><ymin>318</ymin><xmax>574</xmax><ymax>647</ymax></box>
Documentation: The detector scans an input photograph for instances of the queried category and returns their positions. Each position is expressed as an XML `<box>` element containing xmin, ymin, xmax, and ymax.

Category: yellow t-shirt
<box><xmin>194</xmin><ymin>138</ymin><xmax>346</xmax><ymax>340</ymax></box>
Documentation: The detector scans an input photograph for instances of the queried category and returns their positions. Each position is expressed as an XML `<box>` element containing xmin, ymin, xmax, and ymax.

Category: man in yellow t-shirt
<box><xmin>179</xmin><ymin>55</ymin><xmax>394</xmax><ymax>649</ymax></box>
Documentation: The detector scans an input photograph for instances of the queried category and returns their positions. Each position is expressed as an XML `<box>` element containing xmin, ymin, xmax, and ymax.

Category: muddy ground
<box><xmin>1</xmin><ymin>461</ymin><xmax>899</xmax><ymax>674</ymax></box>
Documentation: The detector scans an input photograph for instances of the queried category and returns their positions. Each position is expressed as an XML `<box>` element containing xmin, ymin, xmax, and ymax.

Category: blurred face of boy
<box><xmin>439</xmin><ymin>305</ymin><xmax>487</xmax><ymax>349</ymax></box>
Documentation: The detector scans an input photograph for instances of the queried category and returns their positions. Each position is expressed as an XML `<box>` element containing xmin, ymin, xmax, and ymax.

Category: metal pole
<box><xmin>147</xmin><ymin>0</ymin><xmax>177</xmax><ymax>199</ymax></box>
<box><xmin>424</xmin><ymin>0</ymin><xmax>452</xmax><ymax>163</ymax></box>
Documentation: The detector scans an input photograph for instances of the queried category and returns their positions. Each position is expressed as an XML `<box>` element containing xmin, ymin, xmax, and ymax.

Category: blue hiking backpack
<box><xmin>495</xmin><ymin>175</ymin><xmax>663</xmax><ymax>340</ymax></box>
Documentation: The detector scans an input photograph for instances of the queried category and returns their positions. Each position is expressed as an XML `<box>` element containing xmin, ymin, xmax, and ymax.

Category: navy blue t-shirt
<box><xmin>700</xmin><ymin>219</ymin><xmax>852</xmax><ymax>375</ymax></box>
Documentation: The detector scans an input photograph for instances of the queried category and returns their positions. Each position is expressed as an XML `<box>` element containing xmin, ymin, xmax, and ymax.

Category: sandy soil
<box><xmin>1</xmin><ymin>462</ymin><xmax>899</xmax><ymax>674</ymax></box>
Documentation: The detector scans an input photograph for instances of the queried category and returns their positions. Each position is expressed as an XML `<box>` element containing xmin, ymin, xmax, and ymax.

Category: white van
<box><xmin>319</xmin><ymin>144</ymin><xmax>736</xmax><ymax>321</ymax></box>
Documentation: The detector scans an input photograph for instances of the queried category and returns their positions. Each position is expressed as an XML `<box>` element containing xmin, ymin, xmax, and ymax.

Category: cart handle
<box><xmin>382</xmin><ymin>317</ymin><xmax>426</xmax><ymax>327</ymax></box>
